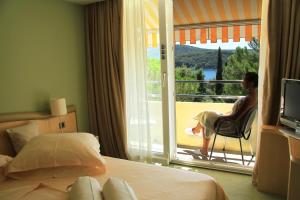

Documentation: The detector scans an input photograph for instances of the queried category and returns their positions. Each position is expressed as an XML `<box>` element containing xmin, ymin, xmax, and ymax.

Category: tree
<box><xmin>248</xmin><ymin>37</ymin><xmax>260</xmax><ymax>53</ymax></box>
<box><xmin>194</xmin><ymin>69</ymin><xmax>205</xmax><ymax>102</ymax></box>
<box><xmin>197</xmin><ymin>70</ymin><xmax>205</xmax><ymax>94</ymax></box>
<box><xmin>222</xmin><ymin>38</ymin><xmax>260</xmax><ymax>97</ymax></box>
<box><xmin>147</xmin><ymin>58</ymin><xmax>161</xmax><ymax>100</ymax></box>
<box><xmin>175</xmin><ymin>66</ymin><xmax>201</xmax><ymax>102</ymax></box>
<box><xmin>215</xmin><ymin>47</ymin><xmax>223</xmax><ymax>95</ymax></box>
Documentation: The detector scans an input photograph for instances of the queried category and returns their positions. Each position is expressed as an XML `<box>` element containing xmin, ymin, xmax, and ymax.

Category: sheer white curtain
<box><xmin>123</xmin><ymin>0</ymin><xmax>152</xmax><ymax>162</ymax></box>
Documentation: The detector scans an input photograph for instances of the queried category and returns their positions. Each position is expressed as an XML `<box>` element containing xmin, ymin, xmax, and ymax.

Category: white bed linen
<box><xmin>0</xmin><ymin>156</ymin><xmax>228</xmax><ymax>200</ymax></box>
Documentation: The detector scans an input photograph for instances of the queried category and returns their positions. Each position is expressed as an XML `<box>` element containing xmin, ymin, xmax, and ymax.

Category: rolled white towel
<box><xmin>69</xmin><ymin>176</ymin><xmax>103</xmax><ymax>200</ymax></box>
<box><xmin>102</xmin><ymin>177</ymin><xmax>137</xmax><ymax>200</ymax></box>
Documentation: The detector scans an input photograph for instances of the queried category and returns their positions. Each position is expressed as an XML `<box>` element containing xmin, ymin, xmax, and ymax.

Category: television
<box><xmin>280</xmin><ymin>78</ymin><xmax>300</xmax><ymax>130</ymax></box>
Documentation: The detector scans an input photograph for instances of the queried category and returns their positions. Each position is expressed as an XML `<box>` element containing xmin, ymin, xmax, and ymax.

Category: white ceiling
<box><xmin>65</xmin><ymin>0</ymin><xmax>105</xmax><ymax>5</ymax></box>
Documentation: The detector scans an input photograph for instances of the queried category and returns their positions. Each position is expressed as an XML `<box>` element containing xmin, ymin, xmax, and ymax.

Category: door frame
<box><xmin>158</xmin><ymin>0</ymin><xmax>176</xmax><ymax>163</ymax></box>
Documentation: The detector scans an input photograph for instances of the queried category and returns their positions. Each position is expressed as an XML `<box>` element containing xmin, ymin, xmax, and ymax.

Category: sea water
<box><xmin>203</xmin><ymin>69</ymin><xmax>216</xmax><ymax>80</ymax></box>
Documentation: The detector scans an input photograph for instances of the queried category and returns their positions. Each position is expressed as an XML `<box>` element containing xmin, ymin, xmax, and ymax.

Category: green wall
<box><xmin>0</xmin><ymin>0</ymin><xmax>89</xmax><ymax>131</ymax></box>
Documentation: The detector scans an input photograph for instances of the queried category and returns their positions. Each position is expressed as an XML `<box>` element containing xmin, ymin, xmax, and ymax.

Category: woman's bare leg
<box><xmin>192</xmin><ymin>123</ymin><xmax>210</xmax><ymax>156</ymax></box>
<box><xmin>200</xmin><ymin>133</ymin><xmax>210</xmax><ymax>156</ymax></box>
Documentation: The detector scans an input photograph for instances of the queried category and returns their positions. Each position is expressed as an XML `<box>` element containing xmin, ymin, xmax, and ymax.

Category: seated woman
<box><xmin>192</xmin><ymin>72</ymin><xmax>258</xmax><ymax>156</ymax></box>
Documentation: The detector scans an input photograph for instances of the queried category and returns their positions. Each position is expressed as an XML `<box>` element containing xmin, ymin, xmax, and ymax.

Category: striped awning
<box><xmin>145</xmin><ymin>0</ymin><xmax>262</xmax><ymax>47</ymax></box>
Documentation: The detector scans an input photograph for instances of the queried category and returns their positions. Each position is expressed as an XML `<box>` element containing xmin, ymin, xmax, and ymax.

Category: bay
<box><xmin>203</xmin><ymin>69</ymin><xmax>216</xmax><ymax>80</ymax></box>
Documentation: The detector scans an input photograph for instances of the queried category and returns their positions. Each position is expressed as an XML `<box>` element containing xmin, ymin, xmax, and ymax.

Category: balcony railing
<box><xmin>176</xmin><ymin>79</ymin><xmax>242</xmax><ymax>96</ymax></box>
<box><xmin>148</xmin><ymin>79</ymin><xmax>244</xmax><ymax>101</ymax></box>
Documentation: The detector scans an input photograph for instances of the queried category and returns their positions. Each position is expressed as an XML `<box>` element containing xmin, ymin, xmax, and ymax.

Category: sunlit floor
<box><xmin>167</xmin><ymin>163</ymin><xmax>283</xmax><ymax>200</ymax></box>
<box><xmin>176</xmin><ymin>147</ymin><xmax>256</xmax><ymax>167</ymax></box>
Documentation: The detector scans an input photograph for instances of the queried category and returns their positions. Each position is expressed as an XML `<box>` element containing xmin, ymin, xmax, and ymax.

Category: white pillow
<box><xmin>102</xmin><ymin>177</ymin><xmax>137</xmax><ymax>200</ymax></box>
<box><xmin>5</xmin><ymin>133</ymin><xmax>106</xmax><ymax>180</ymax></box>
<box><xmin>6</xmin><ymin>122</ymin><xmax>39</xmax><ymax>153</ymax></box>
<box><xmin>69</xmin><ymin>176</ymin><xmax>103</xmax><ymax>200</ymax></box>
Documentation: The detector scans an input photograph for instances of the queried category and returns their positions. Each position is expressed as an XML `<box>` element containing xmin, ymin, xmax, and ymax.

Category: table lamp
<box><xmin>50</xmin><ymin>98</ymin><xmax>67</xmax><ymax>133</ymax></box>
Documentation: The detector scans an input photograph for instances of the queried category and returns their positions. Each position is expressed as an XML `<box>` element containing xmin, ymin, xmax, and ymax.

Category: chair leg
<box><xmin>209</xmin><ymin>134</ymin><xmax>217</xmax><ymax>161</ymax></box>
<box><xmin>239</xmin><ymin>138</ymin><xmax>244</xmax><ymax>165</ymax></box>
<box><xmin>223</xmin><ymin>137</ymin><xmax>227</xmax><ymax>151</ymax></box>
<box><xmin>247</xmin><ymin>141</ymin><xmax>255</xmax><ymax>166</ymax></box>
<box><xmin>223</xmin><ymin>137</ymin><xmax>227</xmax><ymax>162</ymax></box>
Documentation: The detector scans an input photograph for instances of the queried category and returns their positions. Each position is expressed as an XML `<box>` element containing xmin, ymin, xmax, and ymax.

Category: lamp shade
<box><xmin>50</xmin><ymin>98</ymin><xmax>67</xmax><ymax>116</ymax></box>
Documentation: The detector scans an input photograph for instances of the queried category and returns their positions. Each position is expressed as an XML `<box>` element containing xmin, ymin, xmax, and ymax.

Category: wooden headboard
<box><xmin>0</xmin><ymin>105</ymin><xmax>78</xmax><ymax>156</ymax></box>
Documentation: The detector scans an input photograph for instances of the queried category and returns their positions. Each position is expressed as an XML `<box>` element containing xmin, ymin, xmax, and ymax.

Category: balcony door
<box><xmin>144</xmin><ymin>0</ymin><xmax>176</xmax><ymax>163</ymax></box>
<box><xmin>159</xmin><ymin>0</ymin><xmax>176</xmax><ymax>163</ymax></box>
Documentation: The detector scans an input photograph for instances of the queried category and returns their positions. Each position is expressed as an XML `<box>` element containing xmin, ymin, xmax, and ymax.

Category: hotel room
<box><xmin>0</xmin><ymin>0</ymin><xmax>299</xmax><ymax>199</ymax></box>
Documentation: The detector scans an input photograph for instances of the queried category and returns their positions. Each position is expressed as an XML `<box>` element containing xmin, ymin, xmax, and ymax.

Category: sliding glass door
<box><xmin>144</xmin><ymin>0</ymin><xmax>176</xmax><ymax>163</ymax></box>
<box><xmin>133</xmin><ymin>0</ymin><xmax>261</xmax><ymax>173</ymax></box>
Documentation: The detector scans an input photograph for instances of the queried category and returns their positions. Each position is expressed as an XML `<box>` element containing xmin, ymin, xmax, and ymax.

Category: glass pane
<box><xmin>145</xmin><ymin>0</ymin><xmax>163</xmax><ymax>153</ymax></box>
<box><xmin>175</xmin><ymin>37</ymin><xmax>259</xmax><ymax>169</ymax></box>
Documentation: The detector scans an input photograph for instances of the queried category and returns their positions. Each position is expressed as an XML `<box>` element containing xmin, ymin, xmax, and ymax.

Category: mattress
<box><xmin>0</xmin><ymin>156</ymin><xmax>228</xmax><ymax>200</ymax></box>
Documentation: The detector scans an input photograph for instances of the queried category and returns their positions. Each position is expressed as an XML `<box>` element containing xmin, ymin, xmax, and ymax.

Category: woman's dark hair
<box><xmin>245</xmin><ymin>72</ymin><xmax>258</xmax><ymax>88</ymax></box>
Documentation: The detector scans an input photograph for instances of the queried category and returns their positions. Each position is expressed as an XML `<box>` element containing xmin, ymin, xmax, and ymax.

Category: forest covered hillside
<box><xmin>175</xmin><ymin>45</ymin><xmax>235</xmax><ymax>69</ymax></box>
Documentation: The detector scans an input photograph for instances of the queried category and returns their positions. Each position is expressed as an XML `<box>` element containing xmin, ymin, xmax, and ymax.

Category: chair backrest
<box><xmin>215</xmin><ymin>106</ymin><xmax>257</xmax><ymax>139</ymax></box>
<box><xmin>239</xmin><ymin>106</ymin><xmax>257</xmax><ymax>139</ymax></box>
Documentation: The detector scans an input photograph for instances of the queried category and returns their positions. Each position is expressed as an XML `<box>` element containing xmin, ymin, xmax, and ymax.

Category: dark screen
<box><xmin>284</xmin><ymin>81</ymin><xmax>300</xmax><ymax>121</ymax></box>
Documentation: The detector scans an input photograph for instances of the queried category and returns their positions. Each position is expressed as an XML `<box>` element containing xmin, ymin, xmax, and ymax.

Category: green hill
<box><xmin>175</xmin><ymin>45</ymin><xmax>235</xmax><ymax>69</ymax></box>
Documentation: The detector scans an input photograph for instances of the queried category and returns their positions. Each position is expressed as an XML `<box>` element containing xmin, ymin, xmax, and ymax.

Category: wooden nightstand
<box><xmin>257</xmin><ymin>125</ymin><xmax>300</xmax><ymax>200</ymax></box>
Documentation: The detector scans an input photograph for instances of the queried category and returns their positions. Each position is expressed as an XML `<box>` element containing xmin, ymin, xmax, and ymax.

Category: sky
<box><xmin>186</xmin><ymin>38</ymin><xmax>250</xmax><ymax>50</ymax></box>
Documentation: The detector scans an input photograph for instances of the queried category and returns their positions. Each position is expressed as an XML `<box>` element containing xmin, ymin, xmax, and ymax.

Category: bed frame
<box><xmin>0</xmin><ymin>105</ymin><xmax>78</xmax><ymax>156</ymax></box>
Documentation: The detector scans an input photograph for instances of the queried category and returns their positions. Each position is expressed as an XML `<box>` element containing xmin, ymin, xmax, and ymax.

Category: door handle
<box><xmin>163</xmin><ymin>72</ymin><xmax>167</xmax><ymax>87</ymax></box>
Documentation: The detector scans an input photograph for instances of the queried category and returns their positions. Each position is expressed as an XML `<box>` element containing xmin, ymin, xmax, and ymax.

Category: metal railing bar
<box><xmin>176</xmin><ymin>94</ymin><xmax>244</xmax><ymax>99</ymax></box>
<box><xmin>148</xmin><ymin>94</ymin><xmax>243</xmax><ymax>99</ymax></box>
<box><xmin>148</xmin><ymin>80</ymin><xmax>243</xmax><ymax>84</ymax></box>
<box><xmin>175</xmin><ymin>80</ymin><xmax>243</xmax><ymax>83</ymax></box>
<box><xmin>147</xmin><ymin>80</ymin><xmax>244</xmax><ymax>100</ymax></box>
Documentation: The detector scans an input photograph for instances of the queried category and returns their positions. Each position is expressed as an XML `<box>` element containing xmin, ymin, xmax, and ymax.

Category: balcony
<box><xmin>175</xmin><ymin>80</ymin><xmax>257</xmax><ymax>167</ymax></box>
<box><xmin>148</xmin><ymin>80</ymin><xmax>257</xmax><ymax>167</ymax></box>
<box><xmin>176</xmin><ymin>101</ymin><xmax>257</xmax><ymax>165</ymax></box>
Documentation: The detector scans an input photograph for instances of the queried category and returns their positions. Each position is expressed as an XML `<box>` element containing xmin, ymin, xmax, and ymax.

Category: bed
<box><xmin>0</xmin><ymin>108</ymin><xmax>228</xmax><ymax>200</ymax></box>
